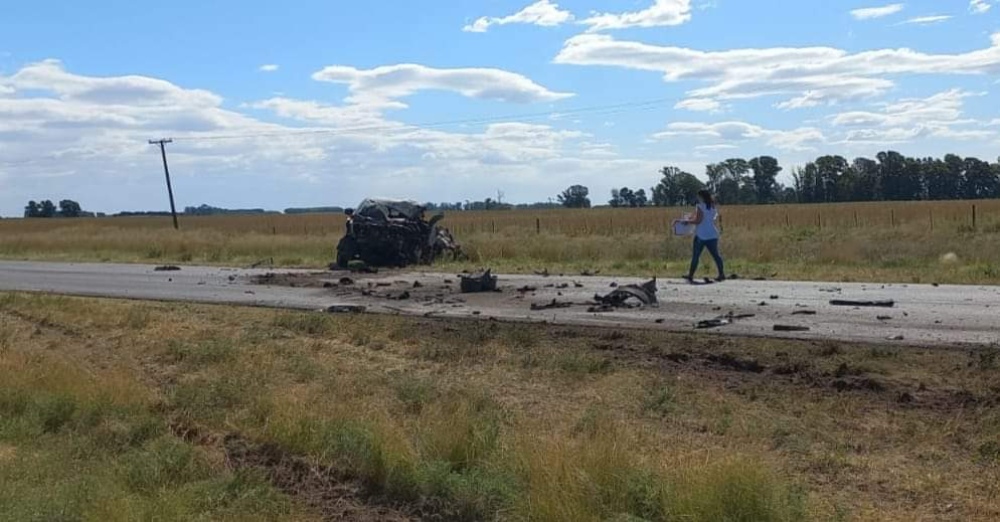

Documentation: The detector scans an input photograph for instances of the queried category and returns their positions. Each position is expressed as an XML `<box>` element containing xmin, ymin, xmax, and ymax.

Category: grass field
<box><xmin>1</xmin><ymin>293</ymin><xmax>999</xmax><ymax>520</ymax></box>
<box><xmin>2</xmin><ymin>200</ymin><xmax>1000</xmax><ymax>284</ymax></box>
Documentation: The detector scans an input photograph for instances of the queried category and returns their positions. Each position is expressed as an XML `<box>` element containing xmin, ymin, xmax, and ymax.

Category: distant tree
<box><xmin>633</xmin><ymin>189</ymin><xmax>648</xmax><ymax>207</ymax></box>
<box><xmin>24</xmin><ymin>200</ymin><xmax>40</xmax><ymax>218</ymax></box>
<box><xmin>609</xmin><ymin>189</ymin><xmax>623</xmax><ymax>208</ymax></box>
<box><xmin>558</xmin><ymin>185</ymin><xmax>591</xmax><ymax>208</ymax></box>
<box><xmin>59</xmin><ymin>199</ymin><xmax>82</xmax><ymax>218</ymax></box>
<box><xmin>964</xmin><ymin>156</ymin><xmax>999</xmax><ymax>199</ymax></box>
<box><xmin>39</xmin><ymin>200</ymin><xmax>57</xmax><ymax>218</ymax></box>
<box><xmin>748</xmin><ymin>156</ymin><xmax>782</xmax><ymax>204</ymax></box>
<box><xmin>652</xmin><ymin>166</ymin><xmax>704</xmax><ymax>206</ymax></box>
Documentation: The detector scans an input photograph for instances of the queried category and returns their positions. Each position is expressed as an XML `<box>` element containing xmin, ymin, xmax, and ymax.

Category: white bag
<box><xmin>672</xmin><ymin>214</ymin><xmax>695</xmax><ymax>236</ymax></box>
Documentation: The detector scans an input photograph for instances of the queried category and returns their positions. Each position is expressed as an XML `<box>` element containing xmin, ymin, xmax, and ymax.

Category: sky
<box><xmin>1</xmin><ymin>0</ymin><xmax>999</xmax><ymax>216</ymax></box>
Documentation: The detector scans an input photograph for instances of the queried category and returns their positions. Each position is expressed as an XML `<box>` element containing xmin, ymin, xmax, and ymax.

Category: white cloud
<box><xmin>581</xmin><ymin>0</ymin><xmax>692</xmax><ymax>32</ymax></box>
<box><xmin>901</xmin><ymin>15</ymin><xmax>952</xmax><ymax>25</ymax></box>
<box><xmin>463</xmin><ymin>0</ymin><xmax>573</xmax><ymax>32</ymax></box>
<box><xmin>312</xmin><ymin>63</ymin><xmax>573</xmax><ymax>105</ymax></box>
<box><xmin>832</xmin><ymin>90</ymin><xmax>995</xmax><ymax>143</ymax></box>
<box><xmin>554</xmin><ymin>32</ymin><xmax>1000</xmax><ymax>109</ymax></box>
<box><xmin>258</xmin><ymin>64</ymin><xmax>279</xmax><ymax>73</ymax></box>
<box><xmin>653</xmin><ymin>121</ymin><xmax>825</xmax><ymax>151</ymax></box>
<box><xmin>694</xmin><ymin>144</ymin><xmax>738</xmax><ymax>151</ymax></box>
<box><xmin>0</xmin><ymin>60</ymin><xmax>603</xmax><ymax>216</ymax></box>
<box><xmin>674</xmin><ymin>98</ymin><xmax>722</xmax><ymax>112</ymax></box>
<box><xmin>850</xmin><ymin>4</ymin><xmax>904</xmax><ymax>20</ymax></box>
<box><xmin>970</xmin><ymin>0</ymin><xmax>992</xmax><ymax>14</ymax></box>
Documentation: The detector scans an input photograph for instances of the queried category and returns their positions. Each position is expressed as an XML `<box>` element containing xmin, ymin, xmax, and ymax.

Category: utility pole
<box><xmin>148</xmin><ymin>138</ymin><xmax>179</xmax><ymax>230</ymax></box>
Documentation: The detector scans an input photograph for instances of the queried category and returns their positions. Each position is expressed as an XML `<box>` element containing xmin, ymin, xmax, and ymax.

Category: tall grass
<box><xmin>2</xmin><ymin>200</ymin><xmax>1000</xmax><ymax>282</ymax></box>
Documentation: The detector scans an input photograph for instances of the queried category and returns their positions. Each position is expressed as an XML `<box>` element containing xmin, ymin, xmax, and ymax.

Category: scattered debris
<box><xmin>394</xmin><ymin>291</ymin><xmax>411</xmax><ymax>301</ymax></box>
<box><xmin>323</xmin><ymin>282</ymin><xmax>334</xmax><ymax>288</ymax></box>
<box><xmin>769</xmin><ymin>295</ymin><xmax>779</xmax><ymax>300</ymax></box>
<box><xmin>695</xmin><ymin>312</ymin><xmax>755</xmax><ymax>330</ymax></box>
<box><xmin>154</xmin><ymin>265</ymin><xmax>181</xmax><ymax>272</ymax></box>
<box><xmin>887</xmin><ymin>334</ymin><xmax>905</xmax><ymax>341</ymax></box>
<box><xmin>227</xmin><ymin>275</ymin><xmax>237</xmax><ymax>282</ymax></box>
<box><xmin>792</xmin><ymin>310</ymin><xmax>817</xmax><ymax>315</ymax></box>
<box><xmin>413</xmin><ymin>281</ymin><xmax>423</xmax><ymax>288</ymax></box>
<box><xmin>325</xmin><ymin>305</ymin><xmax>366</xmax><ymax>314</ymax></box>
<box><xmin>609</xmin><ymin>282</ymin><xmax>618</xmax><ymax>288</ymax></box>
<box><xmin>877</xmin><ymin>315</ymin><xmax>892</xmax><ymax>321</ymax></box>
<box><xmin>580</xmin><ymin>269</ymin><xmax>601</xmax><ymax>276</ymax></box>
<box><xmin>573</xmin><ymin>281</ymin><xmax>584</xmax><ymax>288</ymax></box>
<box><xmin>774</xmin><ymin>325</ymin><xmax>811</xmax><ymax>332</ymax></box>
<box><xmin>531</xmin><ymin>299</ymin><xmax>573</xmax><ymax>311</ymax></box>
<box><xmin>819</xmin><ymin>287</ymin><xmax>842</xmax><ymax>293</ymax></box>
<box><xmin>655</xmin><ymin>318</ymin><xmax>665</xmax><ymax>324</ymax></box>
<box><xmin>932</xmin><ymin>283</ymin><xmax>940</xmax><ymax>287</ymax></box>
<box><xmin>593</xmin><ymin>279</ymin><xmax>658</xmax><ymax>309</ymax></box>
<box><xmin>460</xmin><ymin>269</ymin><xmax>499</xmax><ymax>293</ymax></box>
<box><xmin>556</xmin><ymin>283</ymin><xmax>570</xmax><ymax>289</ymax></box>
<box><xmin>534</xmin><ymin>269</ymin><xmax>550</xmax><ymax>277</ymax></box>
<box><xmin>339</xmin><ymin>277</ymin><xmax>354</xmax><ymax>286</ymax></box>
<box><xmin>516</xmin><ymin>286</ymin><xmax>537</xmax><ymax>293</ymax></box>
<box><xmin>375</xmin><ymin>282</ymin><xmax>392</xmax><ymax>288</ymax></box>
<box><xmin>830</xmin><ymin>299</ymin><xmax>895</xmax><ymax>308</ymax></box>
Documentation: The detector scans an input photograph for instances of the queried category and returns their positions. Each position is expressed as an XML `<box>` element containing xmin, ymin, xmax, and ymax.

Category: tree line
<box><xmin>23</xmin><ymin>199</ymin><xmax>100</xmax><ymax>218</ymax></box>
<box><xmin>551</xmin><ymin>151</ymin><xmax>1000</xmax><ymax>209</ymax></box>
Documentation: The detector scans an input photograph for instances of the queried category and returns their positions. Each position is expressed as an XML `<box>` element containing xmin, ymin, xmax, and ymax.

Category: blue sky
<box><xmin>1</xmin><ymin>0</ymin><xmax>998</xmax><ymax>215</ymax></box>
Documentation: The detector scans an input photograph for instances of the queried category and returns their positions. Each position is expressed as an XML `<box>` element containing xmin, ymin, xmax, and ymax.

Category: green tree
<box><xmin>558</xmin><ymin>185</ymin><xmax>591</xmax><ymax>208</ymax></box>
<box><xmin>58</xmin><ymin>199</ymin><xmax>83</xmax><ymax>218</ymax></box>
<box><xmin>24</xmin><ymin>200</ymin><xmax>40</xmax><ymax>218</ymax></box>
<box><xmin>653</xmin><ymin>167</ymin><xmax>704</xmax><ymax>206</ymax></box>
<box><xmin>748</xmin><ymin>156</ymin><xmax>782</xmax><ymax>204</ymax></box>
<box><xmin>39</xmin><ymin>200</ymin><xmax>57</xmax><ymax>218</ymax></box>
<box><xmin>964</xmin><ymin>157</ymin><xmax>999</xmax><ymax>199</ymax></box>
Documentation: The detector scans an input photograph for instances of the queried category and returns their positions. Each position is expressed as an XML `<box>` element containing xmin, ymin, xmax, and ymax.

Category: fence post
<box><xmin>785</xmin><ymin>213</ymin><xmax>789</xmax><ymax>228</ymax></box>
<box><xmin>890</xmin><ymin>209</ymin><xmax>895</xmax><ymax>228</ymax></box>
<box><xmin>929</xmin><ymin>210</ymin><xmax>934</xmax><ymax>232</ymax></box>
<box><xmin>972</xmin><ymin>204</ymin><xmax>977</xmax><ymax>231</ymax></box>
<box><xmin>854</xmin><ymin>211</ymin><xmax>858</xmax><ymax>228</ymax></box>
<box><xmin>536</xmin><ymin>217</ymin><xmax>541</xmax><ymax>235</ymax></box>
<box><xmin>817</xmin><ymin>212</ymin><xmax>821</xmax><ymax>230</ymax></box>
<box><xmin>491</xmin><ymin>220</ymin><xmax>496</xmax><ymax>234</ymax></box>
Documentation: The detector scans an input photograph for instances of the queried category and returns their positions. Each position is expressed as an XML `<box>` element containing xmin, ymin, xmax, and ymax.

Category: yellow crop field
<box><xmin>2</xmin><ymin>199</ymin><xmax>999</xmax><ymax>284</ymax></box>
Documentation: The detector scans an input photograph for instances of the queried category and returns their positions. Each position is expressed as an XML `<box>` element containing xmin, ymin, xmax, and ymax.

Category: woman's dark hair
<box><xmin>698</xmin><ymin>190</ymin><xmax>715</xmax><ymax>209</ymax></box>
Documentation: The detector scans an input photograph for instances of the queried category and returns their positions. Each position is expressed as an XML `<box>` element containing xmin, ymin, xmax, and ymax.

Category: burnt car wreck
<box><xmin>335</xmin><ymin>198</ymin><xmax>462</xmax><ymax>269</ymax></box>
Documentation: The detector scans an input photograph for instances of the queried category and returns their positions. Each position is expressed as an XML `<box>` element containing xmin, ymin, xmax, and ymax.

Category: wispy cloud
<box><xmin>463</xmin><ymin>0</ymin><xmax>573</xmax><ymax>32</ymax></box>
<box><xmin>901</xmin><ymin>15</ymin><xmax>952</xmax><ymax>25</ymax></box>
<box><xmin>581</xmin><ymin>0</ymin><xmax>692</xmax><ymax>32</ymax></box>
<box><xmin>850</xmin><ymin>3</ymin><xmax>904</xmax><ymax>20</ymax></box>
<box><xmin>970</xmin><ymin>0</ymin><xmax>992</xmax><ymax>14</ymax></box>
<box><xmin>258</xmin><ymin>64</ymin><xmax>279</xmax><ymax>73</ymax></box>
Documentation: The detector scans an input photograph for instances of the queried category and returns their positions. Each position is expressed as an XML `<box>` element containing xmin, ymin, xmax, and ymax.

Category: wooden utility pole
<box><xmin>148</xmin><ymin>139</ymin><xmax>179</xmax><ymax>230</ymax></box>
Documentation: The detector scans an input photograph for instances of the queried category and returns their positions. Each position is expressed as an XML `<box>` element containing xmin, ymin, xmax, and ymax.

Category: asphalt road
<box><xmin>0</xmin><ymin>260</ymin><xmax>998</xmax><ymax>347</ymax></box>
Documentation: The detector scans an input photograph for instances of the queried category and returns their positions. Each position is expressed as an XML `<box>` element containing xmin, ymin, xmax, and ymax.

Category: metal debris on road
<box><xmin>324</xmin><ymin>305</ymin><xmax>366</xmax><ymax>314</ymax></box>
<box><xmin>594</xmin><ymin>279</ymin><xmax>658</xmax><ymax>309</ymax></box>
<box><xmin>531</xmin><ymin>299</ymin><xmax>573</xmax><ymax>311</ymax></box>
<box><xmin>830</xmin><ymin>299</ymin><xmax>895</xmax><ymax>308</ymax></box>
<box><xmin>774</xmin><ymin>325</ymin><xmax>811</xmax><ymax>332</ymax></box>
<box><xmin>460</xmin><ymin>269</ymin><xmax>499</xmax><ymax>293</ymax></box>
<box><xmin>154</xmin><ymin>265</ymin><xmax>181</xmax><ymax>272</ymax></box>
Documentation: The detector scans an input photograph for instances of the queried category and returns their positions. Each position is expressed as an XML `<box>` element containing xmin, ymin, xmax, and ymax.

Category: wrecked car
<box><xmin>335</xmin><ymin>198</ymin><xmax>462</xmax><ymax>268</ymax></box>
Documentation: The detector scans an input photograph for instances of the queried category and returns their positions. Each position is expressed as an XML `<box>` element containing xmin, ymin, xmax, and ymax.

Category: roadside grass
<box><xmin>2</xmin><ymin>293</ymin><xmax>999</xmax><ymax>519</ymax></box>
<box><xmin>3</xmin><ymin>202</ymin><xmax>1000</xmax><ymax>284</ymax></box>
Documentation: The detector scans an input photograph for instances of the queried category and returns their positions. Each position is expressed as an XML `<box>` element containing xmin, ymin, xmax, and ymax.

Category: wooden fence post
<box><xmin>491</xmin><ymin>220</ymin><xmax>496</xmax><ymax>234</ymax></box>
<box><xmin>890</xmin><ymin>209</ymin><xmax>895</xmax><ymax>228</ymax></box>
<box><xmin>854</xmin><ymin>211</ymin><xmax>858</xmax><ymax>228</ymax></box>
<box><xmin>536</xmin><ymin>217</ymin><xmax>541</xmax><ymax>235</ymax></box>
<box><xmin>972</xmin><ymin>204</ymin><xmax>977</xmax><ymax>230</ymax></box>
<box><xmin>785</xmin><ymin>213</ymin><xmax>789</xmax><ymax>228</ymax></box>
<box><xmin>929</xmin><ymin>210</ymin><xmax>933</xmax><ymax>232</ymax></box>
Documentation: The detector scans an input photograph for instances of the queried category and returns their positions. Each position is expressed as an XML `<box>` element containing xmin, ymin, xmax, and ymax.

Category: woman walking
<box><xmin>682</xmin><ymin>190</ymin><xmax>725</xmax><ymax>283</ymax></box>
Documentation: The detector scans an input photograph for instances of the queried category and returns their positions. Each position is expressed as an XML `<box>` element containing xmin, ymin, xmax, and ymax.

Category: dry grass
<box><xmin>2</xmin><ymin>293</ymin><xmax>999</xmax><ymax>520</ymax></box>
<box><xmin>2</xmin><ymin>199</ymin><xmax>1000</xmax><ymax>283</ymax></box>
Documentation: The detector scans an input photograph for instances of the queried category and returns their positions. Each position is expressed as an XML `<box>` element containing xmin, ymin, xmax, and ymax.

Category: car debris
<box><xmin>335</xmin><ymin>198</ymin><xmax>462</xmax><ymax>269</ymax></box>
<box><xmin>339</xmin><ymin>277</ymin><xmax>354</xmax><ymax>286</ymax></box>
<box><xmin>830</xmin><ymin>299</ymin><xmax>895</xmax><ymax>308</ymax></box>
<box><xmin>792</xmin><ymin>310</ymin><xmax>817</xmax><ymax>315</ymax></box>
<box><xmin>877</xmin><ymin>315</ymin><xmax>892</xmax><ymax>321</ymax></box>
<box><xmin>580</xmin><ymin>269</ymin><xmax>601</xmax><ymax>276</ymax></box>
<box><xmin>695</xmin><ymin>312</ymin><xmax>755</xmax><ymax>329</ymax></box>
<box><xmin>593</xmin><ymin>279</ymin><xmax>658</xmax><ymax>309</ymax></box>
<box><xmin>516</xmin><ymin>286</ymin><xmax>537</xmax><ymax>293</ymax></box>
<box><xmin>774</xmin><ymin>325</ymin><xmax>811</xmax><ymax>332</ymax></box>
<box><xmin>531</xmin><ymin>299</ymin><xmax>573</xmax><ymax>311</ymax></box>
<box><xmin>154</xmin><ymin>265</ymin><xmax>181</xmax><ymax>272</ymax></box>
<box><xmin>324</xmin><ymin>305</ymin><xmax>366</xmax><ymax>314</ymax></box>
<box><xmin>460</xmin><ymin>269</ymin><xmax>499</xmax><ymax>293</ymax></box>
<box><xmin>249</xmin><ymin>258</ymin><xmax>274</xmax><ymax>269</ymax></box>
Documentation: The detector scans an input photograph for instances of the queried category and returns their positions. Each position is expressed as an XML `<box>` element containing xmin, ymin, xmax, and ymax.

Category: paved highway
<box><xmin>0</xmin><ymin>261</ymin><xmax>997</xmax><ymax>347</ymax></box>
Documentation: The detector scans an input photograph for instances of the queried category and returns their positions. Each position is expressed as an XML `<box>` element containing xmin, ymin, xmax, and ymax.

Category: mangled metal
<box><xmin>460</xmin><ymin>269</ymin><xmax>498</xmax><ymax>293</ymax></box>
<box><xmin>335</xmin><ymin>198</ymin><xmax>462</xmax><ymax>269</ymax></box>
<box><xmin>590</xmin><ymin>279</ymin><xmax>659</xmax><ymax>312</ymax></box>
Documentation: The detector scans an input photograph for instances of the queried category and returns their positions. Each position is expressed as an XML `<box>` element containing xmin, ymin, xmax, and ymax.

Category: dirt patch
<box><xmin>705</xmin><ymin>353</ymin><xmax>765</xmax><ymax>373</ymax></box>
<box><xmin>223</xmin><ymin>434</ymin><xmax>416</xmax><ymax>522</ymax></box>
<box><xmin>0</xmin><ymin>444</ymin><xmax>16</xmax><ymax>462</ymax></box>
